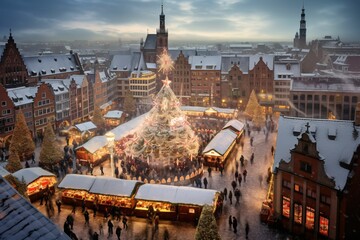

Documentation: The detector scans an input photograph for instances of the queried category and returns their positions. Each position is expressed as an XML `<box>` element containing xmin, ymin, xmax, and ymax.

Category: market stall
<box><xmin>68</xmin><ymin>121</ymin><xmax>97</xmax><ymax>144</ymax></box>
<box><xmin>12</xmin><ymin>167</ymin><xmax>57</xmax><ymax>202</ymax></box>
<box><xmin>175</xmin><ymin>187</ymin><xmax>219</xmax><ymax>222</ymax></box>
<box><xmin>104</xmin><ymin>110</ymin><xmax>124</xmax><ymax>128</ymax></box>
<box><xmin>57</xmin><ymin>174</ymin><xmax>95</xmax><ymax>206</ymax></box>
<box><xmin>75</xmin><ymin>136</ymin><xmax>109</xmax><ymax>166</ymax></box>
<box><xmin>88</xmin><ymin>177</ymin><xmax>142</xmax><ymax>215</ymax></box>
<box><xmin>202</xmin><ymin>128</ymin><xmax>238</xmax><ymax>166</ymax></box>
<box><xmin>134</xmin><ymin>184</ymin><xmax>178</xmax><ymax>220</ymax></box>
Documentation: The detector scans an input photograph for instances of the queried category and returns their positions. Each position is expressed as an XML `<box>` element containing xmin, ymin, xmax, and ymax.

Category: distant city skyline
<box><xmin>0</xmin><ymin>0</ymin><xmax>359</xmax><ymax>43</ymax></box>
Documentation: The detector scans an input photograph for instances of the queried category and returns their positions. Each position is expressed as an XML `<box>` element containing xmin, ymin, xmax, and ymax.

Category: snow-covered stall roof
<box><xmin>77</xmin><ymin>135</ymin><xmax>108</xmax><ymax>154</ymax></box>
<box><xmin>0</xmin><ymin>165</ymin><xmax>10</xmax><ymax>177</ymax></box>
<box><xmin>89</xmin><ymin>177</ymin><xmax>141</xmax><ymax>197</ymax></box>
<box><xmin>274</xmin><ymin>116</ymin><xmax>360</xmax><ymax>190</ymax></box>
<box><xmin>135</xmin><ymin>184</ymin><xmax>218</xmax><ymax>206</ymax></box>
<box><xmin>12</xmin><ymin>167</ymin><xmax>55</xmax><ymax>185</ymax></box>
<box><xmin>0</xmin><ymin>176</ymin><xmax>70</xmax><ymax>240</ymax></box>
<box><xmin>180</xmin><ymin>106</ymin><xmax>206</xmax><ymax>112</ymax></box>
<box><xmin>202</xmin><ymin>128</ymin><xmax>237</xmax><ymax>156</ymax></box>
<box><xmin>58</xmin><ymin>174</ymin><xmax>96</xmax><ymax>191</ymax></box>
<box><xmin>110</xmin><ymin>113</ymin><xmax>148</xmax><ymax>141</ymax></box>
<box><xmin>222</xmin><ymin>119</ymin><xmax>245</xmax><ymax>132</ymax></box>
<box><xmin>74</xmin><ymin>121</ymin><xmax>97</xmax><ymax>132</ymax></box>
<box><xmin>104</xmin><ymin>110</ymin><xmax>123</xmax><ymax>119</ymax></box>
<box><xmin>180</xmin><ymin>106</ymin><xmax>236</xmax><ymax>115</ymax></box>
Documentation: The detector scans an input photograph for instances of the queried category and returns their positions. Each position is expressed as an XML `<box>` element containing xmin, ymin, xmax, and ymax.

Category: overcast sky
<box><xmin>0</xmin><ymin>0</ymin><xmax>359</xmax><ymax>43</ymax></box>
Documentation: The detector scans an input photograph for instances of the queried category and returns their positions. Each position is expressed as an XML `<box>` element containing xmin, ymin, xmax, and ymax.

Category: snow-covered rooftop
<box><xmin>135</xmin><ymin>184</ymin><xmax>218</xmax><ymax>206</ymax></box>
<box><xmin>274</xmin><ymin>61</ymin><xmax>301</xmax><ymax>81</ymax></box>
<box><xmin>274</xmin><ymin>116</ymin><xmax>360</xmax><ymax>190</ymax></box>
<box><xmin>104</xmin><ymin>110</ymin><xmax>123</xmax><ymax>119</ymax></box>
<box><xmin>189</xmin><ymin>55</ymin><xmax>221</xmax><ymax>71</ymax></box>
<box><xmin>0</xmin><ymin>166</ymin><xmax>10</xmax><ymax>177</ymax></box>
<box><xmin>77</xmin><ymin>135</ymin><xmax>108</xmax><ymax>154</ymax></box>
<box><xmin>110</xmin><ymin>113</ymin><xmax>148</xmax><ymax>141</ymax></box>
<box><xmin>74</xmin><ymin>121</ymin><xmax>97</xmax><ymax>132</ymax></box>
<box><xmin>7</xmin><ymin>86</ymin><xmax>38</xmax><ymax>106</ymax></box>
<box><xmin>89</xmin><ymin>177</ymin><xmax>141</xmax><ymax>197</ymax></box>
<box><xmin>0</xmin><ymin>176</ymin><xmax>70</xmax><ymax>240</ymax></box>
<box><xmin>291</xmin><ymin>77</ymin><xmax>360</xmax><ymax>93</ymax></box>
<box><xmin>12</xmin><ymin>167</ymin><xmax>55</xmax><ymax>185</ymax></box>
<box><xmin>58</xmin><ymin>174</ymin><xmax>96</xmax><ymax>190</ymax></box>
<box><xmin>203</xmin><ymin>128</ymin><xmax>237</xmax><ymax>156</ymax></box>
<box><xmin>249</xmin><ymin>54</ymin><xmax>274</xmax><ymax>70</ymax></box>
<box><xmin>222</xmin><ymin>119</ymin><xmax>245</xmax><ymax>132</ymax></box>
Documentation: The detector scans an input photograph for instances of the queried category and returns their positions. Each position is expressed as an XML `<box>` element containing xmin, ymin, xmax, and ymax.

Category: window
<box><xmin>282</xmin><ymin>180</ymin><xmax>291</xmax><ymax>189</ymax></box>
<box><xmin>320</xmin><ymin>195</ymin><xmax>331</xmax><ymax>205</ymax></box>
<box><xmin>300</xmin><ymin>161</ymin><xmax>312</xmax><ymax>173</ymax></box>
<box><xmin>1</xmin><ymin>101</ymin><xmax>6</xmax><ymax>106</ymax></box>
<box><xmin>319</xmin><ymin>215</ymin><xmax>329</xmax><ymax>236</ymax></box>
<box><xmin>294</xmin><ymin>203</ymin><xmax>303</xmax><ymax>224</ymax></box>
<box><xmin>42</xmin><ymin>92</ymin><xmax>46</xmax><ymax>99</ymax></box>
<box><xmin>306</xmin><ymin>188</ymin><xmax>316</xmax><ymax>199</ymax></box>
<box><xmin>305</xmin><ymin>207</ymin><xmax>315</xmax><ymax>230</ymax></box>
<box><xmin>238</xmin><ymin>76</ymin><xmax>241</xmax><ymax>80</ymax></box>
<box><xmin>282</xmin><ymin>196</ymin><xmax>290</xmax><ymax>218</ymax></box>
<box><xmin>294</xmin><ymin>184</ymin><xmax>303</xmax><ymax>193</ymax></box>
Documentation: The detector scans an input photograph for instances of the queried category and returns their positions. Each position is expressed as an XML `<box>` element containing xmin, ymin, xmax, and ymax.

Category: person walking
<box><xmin>93</xmin><ymin>203</ymin><xmax>98</xmax><ymax>217</ymax></box>
<box><xmin>243</xmin><ymin>169</ymin><xmax>248</xmax><ymax>182</ymax></box>
<box><xmin>245</xmin><ymin>221</ymin><xmax>250</xmax><ymax>239</ymax></box>
<box><xmin>238</xmin><ymin>174</ymin><xmax>242</xmax><ymax>186</ymax></box>
<box><xmin>84</xmin><ymin>209</ymin><xmax>90</xmax><ymax>226</ymax></box>
<box><xmin>31</xmin><ymin>153</ymin><xmax>36</xmax><ymax>164</ymax></box>
<box><xmin>67</xmin><ymin>214</ymin><xmax>74</xmax><ymax>230</ymax></box>
<box><xmin>234</xmin><ymin>188</ymin><xmax>241</xmax><ymax>203</ymax></box>
<box><xmin>232</xmin><ymin>216</ymin><xmax>238</xmax><ymax>233</ymax></box>
<box><xmin>154</xmin><ymin>215</ymin><xmax>159</xmax><ymax>232</ymax></box>
<box><xmin>231</xmin><ymin>180</ymin><xmax>237</xmax><ymax>191</ymax></box>
<box><xmin>56</xmin><ymin>199</ymin><xmax>62</xmax><ymax>213</ymax></box>
<box><xmin>122</xmin><ymin>215</ymin><xmax>128</xmax><ymax>230</ymax></box>
<box><xmin>100</xmin><ymin>165</ymin><xmax>104</xmax><ymax>175</ymax></box>
<box><xmin>108</xmin><ymin>219</ymin><xmax>114</xmax><ymax>236</ymax></box>
<box><xmin>207</xmin><ymin>166</ymin><xmax>212</xmax><ymax>177</ymax></box>
<box><xmin>228</xmin><ymin>190</ymin><xmax>233</xmax><ymax>205</ymax></box>
<box><xmin>228</xmin><ymin>215</ymin><xmax>233</xmax><ymax>230</ymax></box>
<box><xmin>223</xmin><ymin>187</ymin><xmax>228</xmax><ymax>200</ymax></box>
<box><xmin>115</xmin><ymin>225</ymin><xmax>122</xmax><ymax>240</ymax></box>
<box><xmin>203</xmin><ymin>177</ymin><xmax>208</xmax><ymax>189</ymax></box>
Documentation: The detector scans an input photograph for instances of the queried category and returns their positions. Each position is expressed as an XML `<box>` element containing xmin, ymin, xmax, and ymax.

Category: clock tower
<box><xmin>299</xmin><ymin>6</ymin><xmax>307</xmax><ymax>49</ymax></box>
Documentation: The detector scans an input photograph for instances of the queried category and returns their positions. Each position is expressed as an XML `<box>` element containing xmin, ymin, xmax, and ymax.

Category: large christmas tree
<box><xmin>125</xmin><ymin>49</ymin><xmax>199</xmax><ymax>166</ymax></box>
<box><xmin>9</xmin><ymin>110</ymin><xmax>35</xmax><ymax>161</ymax></box>
<box><xmin>244</xmin><ymin>89</ymin><xmax>259</xmax><ymax>118</ymax></box>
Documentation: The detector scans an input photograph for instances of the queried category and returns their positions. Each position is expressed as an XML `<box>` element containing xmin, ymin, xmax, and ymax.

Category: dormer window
<box><xmin>286</xmin><ymin>63</ymin><xmax>291</xmax><ymax>70</ymax></box>
<box><xmin>38</xmin><ymin>59</ymin><xmax>42</xmax><ymax>63</ymax></box>
<box><xmin>41</xmin><ymin>70</ymin><xmax>46</xmax><ymax>75</ymax></box>
<box><xmin>51</xmin><ymin>69</ymin><xmax>55</xmax><ymax>73</ymax></box>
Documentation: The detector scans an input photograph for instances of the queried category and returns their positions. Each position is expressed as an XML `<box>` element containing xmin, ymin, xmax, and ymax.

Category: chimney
<box><xmin>356</xmin><ymin>102</ymin><xmax>360</xmax><ymax>126</ymax></box>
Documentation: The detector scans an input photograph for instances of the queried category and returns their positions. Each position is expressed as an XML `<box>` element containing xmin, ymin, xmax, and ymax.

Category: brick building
<box><xmin>273</xmin><ymin>115</ymin><xmax>360</xmax><ymax>239</ymax></box>
<box><xmin>172</xmin><ymin>51</ymin><xmax>192</xmax><ymax>105</ymax></box>
<box><xmin>0</xmin><ymin>32</ymin><xmax>28</xmax><ymax>88</ymax></box>
<box><xmin>0</xmin><ymin>84</ymin><xmax>15</xmax><ymax>145</ymax></box>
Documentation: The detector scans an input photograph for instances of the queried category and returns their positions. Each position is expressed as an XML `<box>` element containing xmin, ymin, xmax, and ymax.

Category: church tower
<box><xmin>299</xmin><ymin>5</ymin><xmax>307</xmax><ymax>48</ymax></box>
<box><xmin>156</xmin><ymin>3</ymin><xmax>168</xmax><ymax>55</ymax></box>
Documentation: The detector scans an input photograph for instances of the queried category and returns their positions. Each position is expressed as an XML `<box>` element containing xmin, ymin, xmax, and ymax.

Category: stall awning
<box><xmin>58</xmin><ymin>174</ymin><xmax>96</xmax><ymax>191</ymax></box>
<box><xmin>222</xmin><ymin>119</ymin><xmax>245</xmax><ymax>133</ymax></box>
<box><xmin>73</xmin><ymin>121</ymin><xmax>97</xmax><ymax>132</ymax></box>
<box><xmin>100</xmin><ymin>100</ymin><xmax>113</xmax><ymax>110</ymax></box>
<box><xmin>12</xmin><ymin>167</ymin><xmax>55</xmax><ymax>185</ymax></box>
<box><xmin>202</xmin><ymin>128</ymin><xmax>237</xmax><ymax>156</ymax></box>
<box><xmin>0</xmin><ymin>166</ymin><xmax>10</xmax><ymax>177</ymax></box>
<box><xmin>104</xmin><ymin>110</ymin><xmax>123</xmax><ymax>119</ymax></box>
<box><xmin>135</xmin><ymin>184</ymin><xmax>219</xmax><ymax>206</ymax></box>
<box><xmin>89</xmin><ymin>177</ymin><xmax>141</xmax><ymax>197</ymax></box>
<box><xmin>77</xmin><ymin>135</ymin><xmax>108</xmax><ymax>154</ymax></box>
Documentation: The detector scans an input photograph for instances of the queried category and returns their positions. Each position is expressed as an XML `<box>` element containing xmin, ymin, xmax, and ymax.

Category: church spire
<box><xmin>159</xmin><ymin>1</ymin><xmax>165</xmax><ymax>33</ymax></box>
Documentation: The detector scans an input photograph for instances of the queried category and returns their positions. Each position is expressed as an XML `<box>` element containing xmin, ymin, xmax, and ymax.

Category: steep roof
<box><xmin>221</xmin><ymin>55</ymin><xmax>249</xmax><ymax>74</ymax></box>
<box><xmin>0</xmin><ymin>176</ymin><xmax>70</xmax><ymax>240</ymax></box>
<box><xmin>7</xmin><ymin>86</ymin><xmax>38</xmax><ymax>106</ymax></box>
<box><xmin>249</xmin><ymin>54</ymin><xmax>274</xmax><ymax>70</ymax></box>
<box><xmin>274</xmin><ymin>116</ymin><xmax>360</xmax><ymax>190</ymax></box>
<box><xmin>143</xmin><ymin>34</ymin><xmax>157</xmax><ymax>50</ymax></box>
<box><xmin>23</xmin><ymin>54</ymin><xmax>80</xmax><ymax>77</ymax></box>
<box><xmin>110</xmin><ymin>52</ymin><xmax>144</xmax><ymax>73</ymax></box>
<box><xmin>274</xmin><ymin>59</ymin><xmax>301</xmax><ymax>81</ymax></box>
<box><xmin>188</xmin><ymin>55</ymin><xmax>222</xmax><ymax>71</ymax></box>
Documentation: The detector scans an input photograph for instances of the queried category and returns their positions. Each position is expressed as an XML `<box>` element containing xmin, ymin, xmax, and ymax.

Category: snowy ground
<box><xmin>26</xmin><ymin>118</ymin><xmax>292</xmax><ymax>240</ymax></box>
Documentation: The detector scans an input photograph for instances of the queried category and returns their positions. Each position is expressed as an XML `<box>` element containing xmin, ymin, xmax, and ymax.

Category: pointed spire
<box><xmin>9</xmin><ymin>28</ymin><xmax>12</xmax><ymax>37</ymax></box>
<box><xmin>161</xmin><ymin>1</ymin><xmax>164</xmax><ymax>15</ymax></box>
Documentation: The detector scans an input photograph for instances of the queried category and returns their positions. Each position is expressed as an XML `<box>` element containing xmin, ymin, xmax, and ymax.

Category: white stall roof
<box><xmin>89</xmin><ymin>177</ymin><xmax>141</xmax><ymax>197</ymax></box>
<box><xmin>110</xmin><ymin>113</ymin><xmax>148</xmax><ymax>141</ymax></box>
<box><xmin>135</xmin><ymin>184</ymin><xmax>218</xmax><ymax>206</ymax></box>
<box><xmin>202</xmin><ymin>128</ymin><xmax>237</xmax><ymax>156</ymax></box>
<box><xmin>58</xmin><ymin>174</ymin><xmax>96</xmax><ymax>190</ymax></box>
<box><xmin>75</xmin><ymin>121</ymin><xmax>97</xmax><ymax>132</ymax></box>
<box><xmin>0</xmin><ymin>166</ymin><xmax>10</xmax><ymax>177</ymax></box>
<box><xmin>222</xmin><ymin>119</ymin><xmax>245</xmax><ymax>132</ymax></box>
<box><xmin>174</xmin><ymin>187</ymin><xmax>218</xmax><ymax>206</ymax></box>
<box><xmin>77</xmin><ymin>135</ymin><xmax>108</xmax><ymax>154</ymax></box>
<box><xmin>104</xmin><ymin>110</ymin><xmax>123</xmax><ymax>119</ymax></box>
<box><xmin>135</xmin><ymin>184</ymin><xmax>178</xmax><ymax>203</ymax></box>
<box><xmin>13</xmin><ymin>167</ymin><xmax>55</xmax><ymax>185</ymax></box>
<box><xmin>0</xmin><ymin>176</ymin><xmax>70</xmax><ymax>240</ymax></box>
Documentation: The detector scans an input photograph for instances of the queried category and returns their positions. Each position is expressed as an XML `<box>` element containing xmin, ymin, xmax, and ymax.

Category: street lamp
<box><xmin>105</xmin><ymin>131</ymin><xmax>115</xmax><ymax>177</ymax></box>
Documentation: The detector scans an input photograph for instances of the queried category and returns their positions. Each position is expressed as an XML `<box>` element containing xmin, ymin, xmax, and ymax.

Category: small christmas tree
<box><xmin>252</xmin><ymin>103</ymin><xmax>266</xmax><ymax>129</ymax></box>
<box><xmin>244</xmin><ymin>89</ymin><xmax>259</xmax><ymax>118</ymax></box>
<box><xmin>195</xmin><ymin>205</ymin><xmax>221</xmax><ymax>240</ymax></box>
<box><xmin>39</xmin><ymin>123</ymin><xmax>62</xmax><ymax>170</ymax></box>
<box><xmin>9</xmin><ymin>110</ymin><xmax>35</xmax><ymax>161</ymax></box>
<box><xmin>92</xmin><ymin>105</ymin><xmax>105</xmax><ymax>132</ymax></box>
<box><xmin>5</xmin><ymin>151</ymin><xmax>22</xmax><ymax>173</ymax></box>
<box><xmin>123</xmin><ymin>90</ymin><xmax>136</xmax><ymax>118</ymax></box>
